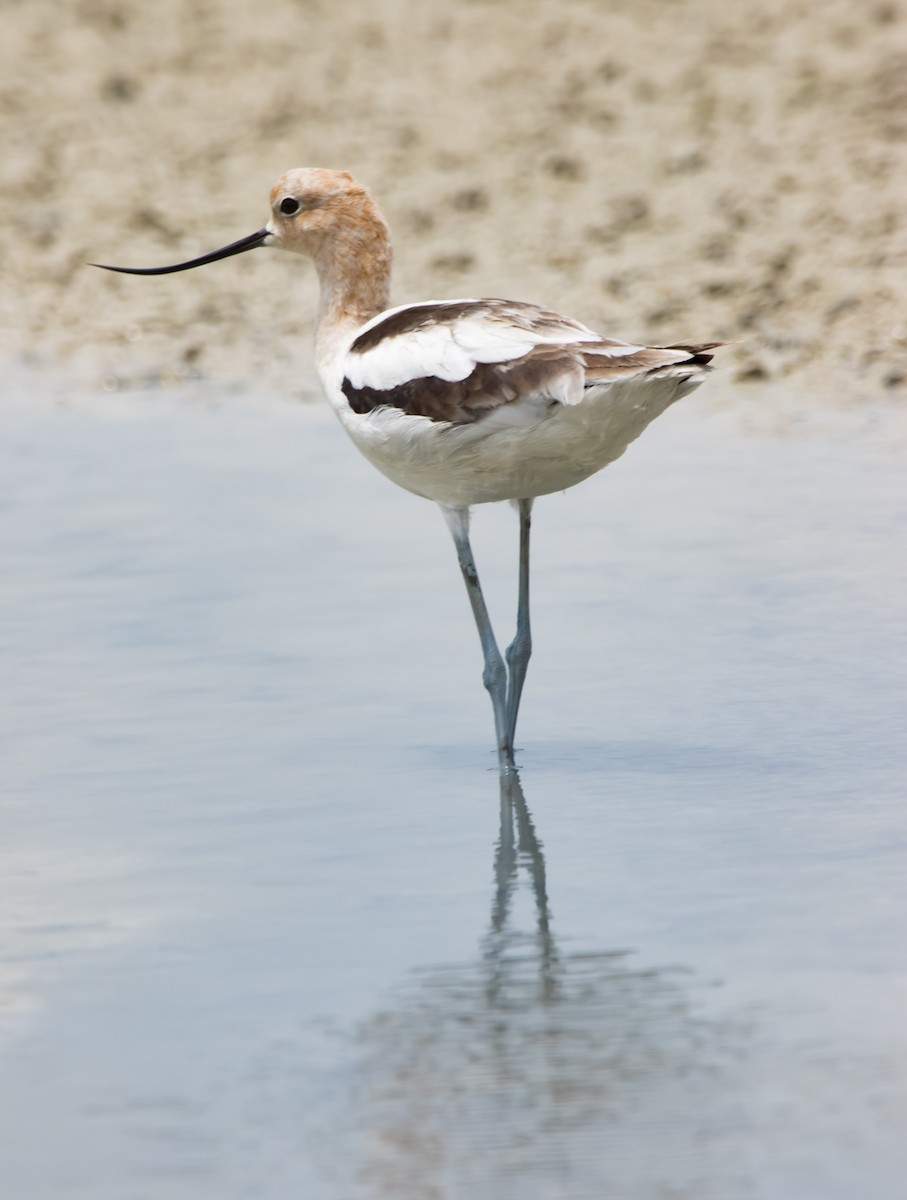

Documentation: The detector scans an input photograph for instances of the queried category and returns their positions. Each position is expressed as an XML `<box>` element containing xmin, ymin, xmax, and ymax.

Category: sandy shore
<box><xmin>2</xmin><ymin>0</ymin><xmax>906</xmax><ymax>407</ymax></box>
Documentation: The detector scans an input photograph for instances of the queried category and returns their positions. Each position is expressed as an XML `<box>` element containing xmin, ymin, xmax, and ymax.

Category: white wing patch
<box><xmin>345</xmin><ymin>323</ymin><xmax>475</xmax><ymax>388</ymax></box>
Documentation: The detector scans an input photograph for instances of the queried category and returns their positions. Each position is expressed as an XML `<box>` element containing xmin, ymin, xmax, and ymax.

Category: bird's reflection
<box><xmin>349</xmin><ymin>770</ymin><xmax>744</xmax><ymax>1200</ymax></box>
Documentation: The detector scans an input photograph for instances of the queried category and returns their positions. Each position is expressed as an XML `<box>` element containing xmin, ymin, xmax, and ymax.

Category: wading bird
<box><xmin>95</xmin><ymin>168</ymin><xmax>718</xmax><ymax>772</ymax></box>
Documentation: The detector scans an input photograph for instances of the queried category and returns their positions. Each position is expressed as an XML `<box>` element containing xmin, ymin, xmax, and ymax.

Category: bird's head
<box><xmin>92</xmin><ymin>167</ymin><xmax>388</xmax><ymax>276</ymax></box>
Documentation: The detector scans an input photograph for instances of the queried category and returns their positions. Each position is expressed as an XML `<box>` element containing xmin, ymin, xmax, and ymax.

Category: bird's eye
<box><xmin>279</xmin><ymin>196</ymin><xmax>301</xmax><ymax>215</ymax></box>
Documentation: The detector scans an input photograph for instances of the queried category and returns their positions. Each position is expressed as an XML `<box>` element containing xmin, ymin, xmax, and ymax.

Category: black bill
<box><xmin>92</xmin><ymin>227</ymin><xmax>271</xmax><ymax>275</ymax></box>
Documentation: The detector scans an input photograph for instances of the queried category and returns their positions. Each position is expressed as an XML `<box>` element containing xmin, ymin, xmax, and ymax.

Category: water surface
<box><xmin>1</xmin><ymin>378</ymin><xmax>905</xmax><ymax>1198</ymax></box>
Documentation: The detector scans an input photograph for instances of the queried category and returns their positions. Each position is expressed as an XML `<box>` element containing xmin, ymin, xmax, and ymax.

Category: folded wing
<box><xmin>341</xmin><ymin>299</ymin><xmax>719</xmax><ymax>426</ymax></box>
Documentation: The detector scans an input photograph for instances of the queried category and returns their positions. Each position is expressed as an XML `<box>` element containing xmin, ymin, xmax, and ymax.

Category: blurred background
<box><xmin>2</xmin><ymin>0</ymin><xmax>906</xmax><ymax>400</ymax></box>
<box><xmin>2</xmin><ymin>4</ymin><xmax>907</xmax><ymax>1199</ymax></box>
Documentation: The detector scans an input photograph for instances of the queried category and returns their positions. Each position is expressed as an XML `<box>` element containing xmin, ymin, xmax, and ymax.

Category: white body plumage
<box><xmin>317</xmin><ymin>298</ymin><xmax>713</xmax><ymax>508</ymax></box>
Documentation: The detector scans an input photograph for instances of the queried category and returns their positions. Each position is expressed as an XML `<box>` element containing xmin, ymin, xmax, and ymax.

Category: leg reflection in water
<box><xmin>487</xmin><ymin>767</ymin><xmax>558</xmax><ymax>1004</ymax></box>
<box><xmin>349</xmin><ymin>771</ymin><xmax>741</xmax><ymax>1200</ymax></box>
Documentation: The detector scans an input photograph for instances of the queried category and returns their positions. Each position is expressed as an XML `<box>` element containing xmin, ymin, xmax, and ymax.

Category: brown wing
<box><xmin>342</xmin><ymin>340</ymin><xmax>719</xmax><ymax>425</ymax></box>
<box><xmin>342</xmin><ymin>297</ymin><xmax>721</xmax><ymax>426</ymax></box>
<box><xmin>342</xmin><ymin>350</ymin><xmax>584</xmax><ymax>424</ymax></box>
<box><xmin>348</xmin><ymin>298</ymin><xmax>601</xmax><ymax>355</ymax></box>
<box><xmin>581</xmin><ymin>341</ymin><xmax>722</xmax><ymax>384</ymax></box>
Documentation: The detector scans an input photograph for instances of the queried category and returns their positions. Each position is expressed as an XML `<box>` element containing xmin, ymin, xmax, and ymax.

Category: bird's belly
<box><xmin>334</xmin><ymin>375</ymin><xmax>695</xmax><ymax>508</ymax></box>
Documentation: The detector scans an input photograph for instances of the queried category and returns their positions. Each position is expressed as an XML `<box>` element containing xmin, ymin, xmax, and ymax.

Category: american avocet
<box><xmin>95</xmin><ymin>168</ymin><xmax>719</xmax><ymax>771</ymax></box>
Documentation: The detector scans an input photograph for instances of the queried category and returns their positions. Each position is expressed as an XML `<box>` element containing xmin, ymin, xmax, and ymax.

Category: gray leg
<box><xmin>441</xmin><ymin>506</ymin><xmax>514</xmax><ymax>769</ymax></box>
<box><xmin>505</xmin><ymin>498</ymin><xmax>534</xmax><ymax>750</ymax></box>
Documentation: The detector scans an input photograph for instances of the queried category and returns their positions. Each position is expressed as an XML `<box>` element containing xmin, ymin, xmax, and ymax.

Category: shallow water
<box><xmin>1</xmin><ymin>377</ymin><xmax>905</xmax><ymax>1199</ymax></box>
